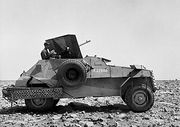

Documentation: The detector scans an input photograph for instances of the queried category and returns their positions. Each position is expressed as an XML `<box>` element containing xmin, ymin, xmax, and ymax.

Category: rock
<box><xmin>118</xmin><ymin>113</ymin><xmax>127</xmax><ymax>119</ymax></box>
<box><xmin>91</xmin><ymin>116</ymin><xmax>103</xmax><ymax>122</ymax></box>
<box><xmin>151</xmin><ymin>118</ymin><xmax>164</xmax><ymax>125</ymax></box>
<box><xmin>84</xmin><ymin>121</ymin><xmax>94</xmax><ymax>127</ymax></box>
<box><xmin>3</xmin><ymin>120</ymin><xmax>14</xmax><ymax>124</ymax></box>
<box><xmin>107</xmin><ymin>120</ymin><xmax>117</xmax><ymax>127</ymax></box>
<box><xmin>130</xmin><ymin>125</ymin><xmax>137</xmax><ymax>127</ymax></box>
<box><xmin>75</xmin><ymin>123</ymin><xmax>82</xmax><ymax>127</ymax></box>
<box><xmin>100</xmin><ymin>122</ymin><xmax>107</xmax><ymax>126</ymax></box>
<box><xmin>97</xmin><ymin>97</ymin><xmax>104</xmax><ymax>102</ymax></box>
<box><xmin>79</xmin><ymin>121</ymin><xmax>94</xmax><ymax>127</ymax></box>
<box><xmin>163</xmin><ymin>107</ymin><xmax>167</xmax><ymax>112</ymax></box>
<box><xmin>15</xmin><ymin>120</ymin><xmax>26</xmax><ymax>125</ymax></box>
<box><xmin>64</xmin><ymin>122</ymin><xmax>72</xmax><ymax>126</ymax></box>
<box><xmin>70</xmin><ymin>113</ymin><xmax>78</xmax><ymax>118</ymax></box>
<box><xmin>52</xmin><ymin>115</ymin><xmax>61</xmax><ymax>120</ymax></box>
<box><xmin>142</xmin><ymin>115</ymin><xmax>150</xmax><ymax>120</ymax></box>
<box><xmin>174</xmin><ymin>115</ymin><xmax>180</xmax><ymax>120</ymax></box>
<box><xmin>108</xmin><ymin>114</ymin><xmax>113</xmax><ymax>119</ymax></box>
<box><xmin>80</xmin><ymin>111</ymin><xmax>86</xmax><ymax>114</ymax></box>
<box><xmin>142</xmin><ymin>117</ymin><xmax>150</xmax><ymax>120</ymax></box>
<box><xmin>105</xmin><ymin>100</ymin><xmax>111</xmax><ymax>105</ymax></box>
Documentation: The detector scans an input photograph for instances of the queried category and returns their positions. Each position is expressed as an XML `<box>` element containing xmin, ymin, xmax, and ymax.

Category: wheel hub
<box><xmin>32</xmin><ymin>98</ymin><xmax>46</xmax><ymax>107</ymax></box>
<box><xmin>66</xmin><ymin>69</ymin><xmax>78</xmax><ymax>81</ymax></box>
<box><xmin>133</xmin><ymin>91</ymin><xmax>147</xmax><ymax>106</ymax></box>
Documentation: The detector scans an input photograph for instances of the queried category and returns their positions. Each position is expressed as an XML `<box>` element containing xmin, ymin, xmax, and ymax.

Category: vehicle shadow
<box><xmin>0</xmin><ymin>102</ymin><xmax>130</xmax><ymax>114</ymax></box>
<box><xmin>55</xmin><ymin>102</ymin><xmax>130</xmax><ymax>114</ymax></box>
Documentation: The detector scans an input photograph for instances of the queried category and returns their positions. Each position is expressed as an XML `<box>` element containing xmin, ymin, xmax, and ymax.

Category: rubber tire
<box><xmin>121</xmin><ymin>87</ymin><xmax>130</xmax><ymax>104</ymax></box>
<box><xmin>125</xmin><ymin>85</ymin><xmax>154</xmax><ymax>112</ymax></box>
<box><xmin>57</xmin><ymin>59</ymin><xmax>87</xmax><ymax>89</ymax></box>
<box><xmin>25</xmin><ymin>98</ymin><xmax>54</xmax><ymax>112</ymax></box>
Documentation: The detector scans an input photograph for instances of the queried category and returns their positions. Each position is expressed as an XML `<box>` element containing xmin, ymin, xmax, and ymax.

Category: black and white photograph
<box><xmin>0</xmin><ymin>0</ymin><xmax>180</xmax><ymax>126</ymax></box>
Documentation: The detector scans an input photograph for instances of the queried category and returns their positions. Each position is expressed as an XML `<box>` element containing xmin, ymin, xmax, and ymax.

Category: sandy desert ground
<box><xmin>0</xmin><ymin>80</ymin><xmax>179</xmax><ymax>127</ymax></box>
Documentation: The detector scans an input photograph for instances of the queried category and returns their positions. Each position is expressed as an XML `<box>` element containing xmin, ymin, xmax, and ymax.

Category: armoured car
<box><xmin>2</xmin><ymin>34</ymin><xmax>156</xmax><ymax>112</ymax></box>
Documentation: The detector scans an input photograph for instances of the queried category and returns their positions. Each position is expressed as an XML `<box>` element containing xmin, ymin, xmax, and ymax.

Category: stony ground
<box><xmin>0</xmin><ymin>80</ymin><xmax>179</xmax><ymax>127</ymax></box>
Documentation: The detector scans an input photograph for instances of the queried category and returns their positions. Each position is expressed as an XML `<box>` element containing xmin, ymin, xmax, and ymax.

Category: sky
<box><xmin>0</xmin><ymin>0</ymin><xmax>180</xmax><ymax>80</ymax></box>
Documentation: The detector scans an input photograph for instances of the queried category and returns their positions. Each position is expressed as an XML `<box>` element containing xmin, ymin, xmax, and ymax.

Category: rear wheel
<box><xmin>125</xmin><ymin>85</ymin><xmax>154</xmax><ymax>112</ymax></box>
<box><xmin>25</xmin><ymin>98</ymin><xmax>54</xmax><ymax>112</ymax></box>
<box><xmin>25</xmin><ymin>84</ymin><xmax>55</xmax><ymax>112</ymax></box>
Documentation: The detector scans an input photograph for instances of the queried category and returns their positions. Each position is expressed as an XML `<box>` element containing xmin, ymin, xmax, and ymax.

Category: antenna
<box><xmin>79</xmin><ymin>40</ymin><xmax>91</xmax><ymax>47</ymax></box>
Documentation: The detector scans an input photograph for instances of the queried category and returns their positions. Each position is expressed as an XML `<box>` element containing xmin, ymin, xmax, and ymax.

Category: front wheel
<box><xmin>25</xmin><ymin>98</ymin><xmax>54</xmax><ymax>112</ymax></box>
<box><xmin>125</xmin><ymin>85</ymin><xmax>154</xmax><ymax>112</ymax></box>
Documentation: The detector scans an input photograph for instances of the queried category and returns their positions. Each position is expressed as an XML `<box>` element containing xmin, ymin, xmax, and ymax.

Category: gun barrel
<box><xmin>79</xmin><ymin>40</ymin><xmax>91</xmax><ymax>46</ymax></box>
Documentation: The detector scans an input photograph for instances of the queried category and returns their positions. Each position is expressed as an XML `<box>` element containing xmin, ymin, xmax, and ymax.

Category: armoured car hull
<box><xmin>2</xmin><ymin>35</ymin><xmax>156</xmax><ymax>112</ymax></box>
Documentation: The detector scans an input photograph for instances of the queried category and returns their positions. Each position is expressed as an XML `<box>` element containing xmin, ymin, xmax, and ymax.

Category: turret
<box><xmin>45</xmin><ymin>34</ymin><xmax>83</xmax><ymax>58</ymax></box>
